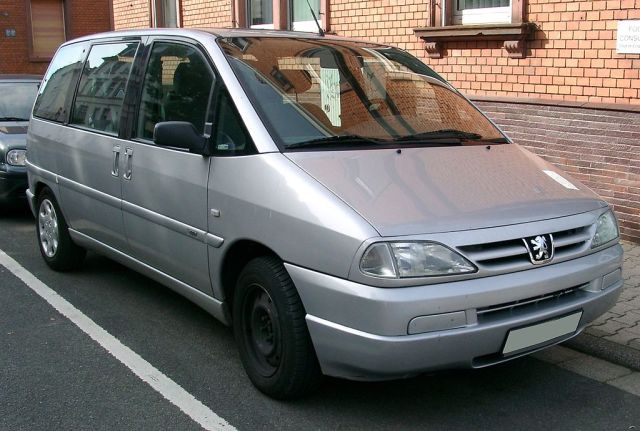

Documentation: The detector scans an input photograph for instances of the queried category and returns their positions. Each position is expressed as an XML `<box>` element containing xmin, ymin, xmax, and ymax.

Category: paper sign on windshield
<box><xmin>320</xmin><ymin>68</ymin><xmax>341</xmax><ymax>127</ymax></box>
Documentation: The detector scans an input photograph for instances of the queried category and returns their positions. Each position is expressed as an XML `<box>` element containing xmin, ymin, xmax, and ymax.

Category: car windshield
<box><xmin>218</xmin><ymin>36</ymin><xmax>507</xmax><ymax>150</ymax></box>
<box><xmin>0</xmin><ymin>82</ymin><xmax>39</xmax><ymax>121</ymax></box>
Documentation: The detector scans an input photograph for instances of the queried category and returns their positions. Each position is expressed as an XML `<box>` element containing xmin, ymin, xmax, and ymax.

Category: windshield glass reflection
<box><xmin>219</xmin><ymin>37</ymin><xmax>507</xmax><ymax>150</ymax></box>
<box><xmin>0</xmin><ymin>83</ymin><xmax>39</xmax><ymax>120</ymax></box>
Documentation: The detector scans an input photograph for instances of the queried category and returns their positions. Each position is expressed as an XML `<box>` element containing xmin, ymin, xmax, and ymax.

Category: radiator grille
<box><xmin>458</xmin><ymin>225</ymin><xmax>591</xmax><ymax>270</ymax></box>
<box><xmin>477</xmin><ymin>284</ymin><xmax>585</xmax><ymax>322</ymax></box>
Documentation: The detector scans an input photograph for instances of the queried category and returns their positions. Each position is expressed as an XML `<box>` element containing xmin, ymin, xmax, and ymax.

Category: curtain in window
<box><xmin>458</xmin><ymin>0</ymin><xmax>509</xmax><ymax>10</ymax></box>
<box><xmin>30</xmin><ymin>0</ymin><xmax>65</xmax><ymax>58</ymax></box>
<box><xmin>292</xmin><ymin>0</ymin><xmax>320</xmax><ymax>23</ymax></box>
<box><xmin>163</xmin><ymin>0</ymin><xmax>178</xmax><ymax>27</ymax></box>
<box><xmin>249</xmin><ymin>0</ymin><xmax>273</xmax><ymax>26</ymax></box>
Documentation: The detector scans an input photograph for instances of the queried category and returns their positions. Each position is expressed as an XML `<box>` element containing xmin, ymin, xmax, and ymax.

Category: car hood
<box><xmin>285</xmin><ymin>144</ymin><xmax>606</xmax><ymax>236</ymax></box>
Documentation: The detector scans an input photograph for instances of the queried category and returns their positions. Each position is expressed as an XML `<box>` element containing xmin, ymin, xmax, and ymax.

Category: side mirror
<box><xmin>153</xmin><ymin>121</ymin><xmax>207</xmax><ymax>154</ymax></box>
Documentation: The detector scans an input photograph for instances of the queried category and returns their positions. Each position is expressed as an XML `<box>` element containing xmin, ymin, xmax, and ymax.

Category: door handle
<box><xmin>123</xmin><ymin>147</ymin><xmax>133</xmax><ymax>180</ymax></box>
<box><xmin>111</xmin><ymin>145</ymin><xmax>121</xmax><ymax>177</ymax></box>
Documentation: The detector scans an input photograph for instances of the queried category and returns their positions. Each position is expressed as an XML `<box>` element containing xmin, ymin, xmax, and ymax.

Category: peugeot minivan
<box><xmin>27</xmin><ymin>29</ymin><xmax>623</xmax><ymax>399</ymax></box>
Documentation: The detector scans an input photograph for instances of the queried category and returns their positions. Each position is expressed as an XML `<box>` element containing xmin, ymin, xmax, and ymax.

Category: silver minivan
<box><xmin>27</xmin><ymin>29</ymin><xmax>623</xmax><ymax>399</ymax></box>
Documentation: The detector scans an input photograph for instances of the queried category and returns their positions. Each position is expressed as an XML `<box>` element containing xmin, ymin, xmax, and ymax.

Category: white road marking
<box><xmin>0</xmin><ymin>249</ymin><xmax>236</xmax><ymax>431</ymax></box>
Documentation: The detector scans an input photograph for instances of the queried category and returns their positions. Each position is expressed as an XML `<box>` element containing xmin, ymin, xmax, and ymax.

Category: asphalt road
<box><xmin>1</xmin><ymin>207</ymin><xmax>639</xmax><ymax>430</ymax></box>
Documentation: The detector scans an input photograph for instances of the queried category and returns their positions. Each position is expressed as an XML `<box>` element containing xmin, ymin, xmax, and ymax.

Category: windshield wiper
<box><xmin>479</xmin><ymin>137</ymin><xmax>511</xmax><ymax>143</ymax></box>
<box><xmin>286</xmin><ymin>130</ymin><xmax>509</xmax><ymax>150</ymax></box>
<box><xmin>0</xmin><ymin>117</ymin><xmax>29</xmax><ymax>122</ymax></box>
<box><xmin>286</xmin><ymin>134</ymin><xmax>385</xmax><ymax>149</ymax></box>
<box><xmin>392</xmin><ymin>129</ymin><xmax>483</xmax><ymax>142</ymax></box>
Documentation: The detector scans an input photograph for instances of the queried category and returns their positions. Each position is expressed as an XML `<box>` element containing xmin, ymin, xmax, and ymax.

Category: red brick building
<box><xmin>0</xmin><ymin>0</ymin><xmax>112</xmax><ymax>75</ymax></box>
<box><xmin>111</xmin><ymin>1</ymin><xmax>638</xmax><ymax>241</ymax></box>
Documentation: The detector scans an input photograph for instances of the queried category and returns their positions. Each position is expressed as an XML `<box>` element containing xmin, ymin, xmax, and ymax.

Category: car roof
<box><xmin>64</xmin><ymin>27</ymin><xmax>376</xmax><ymax>46</ymax></box>
<box><xmin>0</xmin><ymin>74</ymin><xmax>42</xmax><ymax>82</ymax></box>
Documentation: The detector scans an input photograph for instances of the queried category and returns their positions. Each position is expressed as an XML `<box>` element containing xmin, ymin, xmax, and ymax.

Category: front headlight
<box><xmin>360</xmin><ymin>241</ymin><xmax>476</xmax><ymax>278</ymax></box>
<box><xmin>6</xmin><ymin>149</ymin><xmax>27</xmax><ymax>166</ymax></box>
<box><xmin>591</xmin><ymin>210</ymin><xmax>619</xmax><ymax>248</ymax></box>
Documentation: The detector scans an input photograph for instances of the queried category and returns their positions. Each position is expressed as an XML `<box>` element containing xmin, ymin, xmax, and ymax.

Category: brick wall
<box><xmin>475</xmin><ymin>100</ymin><xmax>640</xmax><ymax>242</ymax></box>
<box><xmin>109</xmin><ymin>0</ymin><xmax>640</xmax><ymax>108</ymax></box>
<box><xmin>331</xmin><ymin>0</ymin><xmax>430</xmax><ymax>51</ymax></box>
<box><xmin>428</xmin><ymin>0</ymin><xmax>640</xmax><ymax>105</ymax></box>
<box><xmin>0</xmin><ymin>1</ymin><xmax>42</xmax><ymax>74</ymax></box>
<box><xmin>113</xmin><ymin>0</ymin><xmax>150</xmax><ymax>29</ymax></box>
<box><xmin>181</xmin><ymin>0</ymin><xmax>233</xmax><ymax>27</ymax></box>
<box><xmin>66</xmin><ymin>0</ymin><xmax>112</xmax><ymax>38</ymax></box>
<box><xmin>0</xmin><ymin>0</ymin><xmax>111</xmax><ymax>75</ymax></box>
<box><xmin>112</xmin><ymin>0</ymin><xmax>233</xmax><ymax>29</ymax></box>
<box><xmin>328</xmin><ymin>0</ymin><xmax>640</xmax><ymax>107</ymax></box>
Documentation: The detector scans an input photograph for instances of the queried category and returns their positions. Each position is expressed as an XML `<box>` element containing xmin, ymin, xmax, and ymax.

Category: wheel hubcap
<box><xmin>243</xmin><ymin>285</ymin><xmax>282</xmax><ymax>377</ymax></box>
<box><xmin>38</xmin><ymin>199</ymin><xmax>59</xmax><ymax>258</ymax></box>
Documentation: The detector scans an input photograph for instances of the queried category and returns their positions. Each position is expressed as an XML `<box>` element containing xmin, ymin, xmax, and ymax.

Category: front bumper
<box><xmin>286</xmin><ymin>244</ymin><xmax>623</xmax><ymax>381</ymax></box>
<box><xmin>0</xmin><ymin>166</ymin><xmax>28</xmax><ymax>203</ymax></box>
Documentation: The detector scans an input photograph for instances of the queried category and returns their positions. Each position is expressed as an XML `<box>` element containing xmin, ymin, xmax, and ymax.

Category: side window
<box><xmin>70</xmin><ymin>42</ymin><xmax>139</xmax><ymax>134</ymax></box>
<box><xmin>213</xmin><ymin>89</ymin><xmax>254</xmax><ymax>155</ymax></box>
<box><xmin>33</xmin><ymin>42</ymin><xmax>88</xmax><ymax>122</ymax></box>
<box><xmin>136</xmin><ymin>42</ymin><xmax>215</xmax><ymax>141</ymax></box>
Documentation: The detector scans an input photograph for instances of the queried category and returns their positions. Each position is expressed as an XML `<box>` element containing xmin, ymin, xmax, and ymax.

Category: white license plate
<box><xmin>502</xmin><ymin>311</ymin><xmax>582</xmax><ymax>356</ymax></box>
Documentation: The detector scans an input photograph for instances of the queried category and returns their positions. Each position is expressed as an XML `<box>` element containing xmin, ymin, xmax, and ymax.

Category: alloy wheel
<box><xmin>38</xmin><ymin>198</ymin><xmax>59</xmax><ymax>258</ymax></box>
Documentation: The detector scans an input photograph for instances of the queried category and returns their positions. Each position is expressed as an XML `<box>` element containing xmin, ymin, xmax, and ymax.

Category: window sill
<box><xmin>413</xmin><ymin>22</ymin><xmax>536</xmax><ymax>59</ymax></box>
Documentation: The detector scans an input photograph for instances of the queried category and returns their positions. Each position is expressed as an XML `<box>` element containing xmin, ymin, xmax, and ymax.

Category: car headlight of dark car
<box><xmin>6</xmin><ymin>149</ymin><xmax>27</xmax><ymax>166</ymax></box>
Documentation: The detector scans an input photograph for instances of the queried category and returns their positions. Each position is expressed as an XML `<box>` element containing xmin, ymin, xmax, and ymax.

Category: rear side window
<box><xmin>70</xmin><ymin>42</ymin><xmax>139</xmax><ymax>134</ymax></box>
<box><xmin>33</xmin><ymin>42</ymin><xmax>88</xmax><ymax>122</ymax></box>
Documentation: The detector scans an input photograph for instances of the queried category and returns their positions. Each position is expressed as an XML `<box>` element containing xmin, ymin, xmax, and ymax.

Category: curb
<box><xmin>563</xmin><ymin>332</ymin><xmax>640</xmax><ymax>372</ymax></box>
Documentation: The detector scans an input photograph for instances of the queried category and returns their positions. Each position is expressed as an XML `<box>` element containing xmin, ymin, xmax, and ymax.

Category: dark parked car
<box><xmin>0</xmin><ymin>75</ymin><xmax>41</xmax><ymax>207</ymax></box>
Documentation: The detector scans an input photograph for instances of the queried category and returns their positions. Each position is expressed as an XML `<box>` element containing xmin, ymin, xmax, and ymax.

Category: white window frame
<box><xmin>251</xmin><ymin>23</ymin><xmax>275</xmax><ymax>29</ymax></box>
<box><xmin>292</xmin><ymin>19</ymin><xmax>319</xmax><ymax>32</ymax></box>
<box><xmin>452</xmin><ymin>1</ymin><xmax>511</xmax><ymax>25</ymax></box>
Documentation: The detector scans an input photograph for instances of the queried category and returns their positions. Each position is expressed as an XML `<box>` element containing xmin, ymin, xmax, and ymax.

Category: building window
<box><xmin>29</xmin><ymin>0</ymin><xmax>66</xmax><ymax>60</ymax></box>
<box><xmin>453</xmin><ymin>0</ymin><xmax>511</xmax><ymax>25</ymax></box>
<box><xmin>291</xmin><ymin>0</ymin><xmax>320</xmax><ymax>32</ymax></box>
<box><xmin>248</xmin><ymin>0</ymin><xmax>274</xmax><ymax>29</ymax></box>
<box><xmin>239</xmin><ymin>0</ymin><xmax>327</xmax><ymax>32</ymax></box>
<box><xmin>152</xmin><ymin>0</ymin><xmax>179</xmax><ymax>27</ymax></box>
<box><xmin>414</xmin><ymin>0</ymin><xmax>531</xmax><ymax>58</ymax></box>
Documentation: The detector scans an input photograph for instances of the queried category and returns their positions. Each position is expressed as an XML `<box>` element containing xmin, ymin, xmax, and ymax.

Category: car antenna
<box><xmin>305</xmin><ymin>0</ymin><xmax>325</xmax><ymax>36</ymax></box>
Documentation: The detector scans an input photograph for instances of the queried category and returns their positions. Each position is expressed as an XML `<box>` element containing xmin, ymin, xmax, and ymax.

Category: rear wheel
<box><xmin>233</xmin><ymin>256</ymin><xmax>321</xmax><ymax>399</ymax></box>
<box><xmin>36</xmin><ymin>188</ymin><xmax>86</xmax><ymax>271</ymax></box>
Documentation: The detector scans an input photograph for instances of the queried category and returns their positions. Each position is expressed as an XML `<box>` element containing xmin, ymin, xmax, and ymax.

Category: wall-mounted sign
<box><xmin>617</xmin><ymin>20</ymin><xmax>640</xmax><ymax>54</ymax></box>
<box><xmin>4</xmin><ymin>29</ymin><xmax>16</xmax><ymax>37</ymax></box>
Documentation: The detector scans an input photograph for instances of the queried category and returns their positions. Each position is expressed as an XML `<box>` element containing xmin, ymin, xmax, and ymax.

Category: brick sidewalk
<box><xmin>584</xmin><ymin>241</ymin><xmax>640</xmax><ymax>351</ymax></box>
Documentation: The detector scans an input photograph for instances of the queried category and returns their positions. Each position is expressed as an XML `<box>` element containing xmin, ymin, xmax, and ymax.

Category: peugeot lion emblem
<box><xmin>523</xmin><ymin>233</ymin><xmax>554</xmax><ymax>265</ymax></box>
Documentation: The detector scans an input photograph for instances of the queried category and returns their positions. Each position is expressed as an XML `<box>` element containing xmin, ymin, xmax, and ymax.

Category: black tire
<box><xmin>233</xmin><ymin>256</ymin><xmax>322</xmax><ymax>399</ymax></box>
<box><xmin>36</xmin><ymin>187</ymin><xmax>86</xmax><ymax>271</ymax></box>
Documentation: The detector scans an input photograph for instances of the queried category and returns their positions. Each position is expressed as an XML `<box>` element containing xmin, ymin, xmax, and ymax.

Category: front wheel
<box><xmin>36</xmin><ymin>188</ymin><xmax>86</xmax><ymax>271</ymax></box>
<box><xmin>233</xmin><ymin>256</ymin><xmax>321</xmax><ymax>399</ymax></box>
